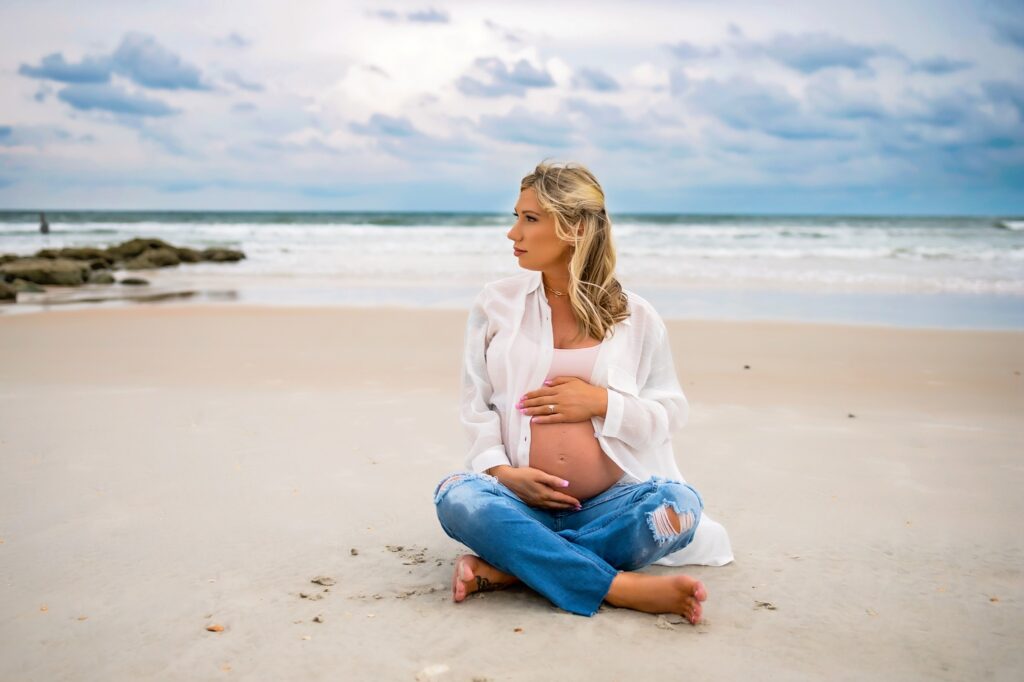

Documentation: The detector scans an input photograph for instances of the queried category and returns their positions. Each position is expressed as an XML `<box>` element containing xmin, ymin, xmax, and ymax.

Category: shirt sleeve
<box><xmin>460</xmin><ymin>288</ymin><xmax>513</xmax><ymax>473</ymax></box>
<box><xmin>597</xmin><ymin>317</ymin><xmax>689</xmax><ymax>451</ymax></box>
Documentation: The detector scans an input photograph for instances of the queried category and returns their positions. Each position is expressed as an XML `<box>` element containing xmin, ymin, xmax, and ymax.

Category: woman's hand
<box><xmin>518</xmin><ymin>377</ymin><xmax>607</xmax><ymax>424</ymax></box>
<box><xmin>487</xmin><ymin>465</ymin><xmax>582</xmax><ymax>510</ymax></box>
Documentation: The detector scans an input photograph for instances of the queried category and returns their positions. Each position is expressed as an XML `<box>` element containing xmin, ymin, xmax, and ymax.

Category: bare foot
<box><xmin>451</xmin><ymin>554</ymin><xmax>520</xmax><ymax>603</ymax></box>
<box><xmin>604</xmin><ymin>572</ymin><xmax>708</xmax><ymax>624</ymax></box>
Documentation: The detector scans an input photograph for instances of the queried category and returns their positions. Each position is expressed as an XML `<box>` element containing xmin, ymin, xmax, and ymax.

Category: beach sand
<box><xmin>1</xmin><ymin>304</ymin><xmax>1021</xmax><ymax>681</ymax></box>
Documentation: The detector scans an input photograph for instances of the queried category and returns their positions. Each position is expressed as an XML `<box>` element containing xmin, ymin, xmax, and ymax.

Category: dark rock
<box><xmin>174</xmin><ymin>247</ymin><xmax>202</xmax><ymax>263</ymax></box>
<box><xmin>0</xmin><ymin>282</ymin><xmax>15</xmax><ymax>302</ymax></box>
<box><xmin>124</xmin><ymin>247</ymin><xmax>181</xmax><ymax>270</ymax></box>
<box><xmin>10</xmin><ymin>278</ymin><xmax>45</xmax><ymax>293</ymax></box>
<box><xmin>0</xmin><ymin>239</ymin><xmax>245</xmax><ymax>299</ymax></box>
<box><xmin>200</xmin><ymin>247</ymin><xmax>245</xmax><ymax>262</ymax></box>
<box><xmin>106</xmin><ymin>238</ymin><xmax>176</xmax><ymax>260</ymax></box>
<box><xmin>0</xmin><ymin>258</ymin><xmax>92</xmax><ymax>285</ymax></box>
<box><xmin>35</xmin><ymin>247</ymin><xmax>114</xmax><ymax>268</ymax></box>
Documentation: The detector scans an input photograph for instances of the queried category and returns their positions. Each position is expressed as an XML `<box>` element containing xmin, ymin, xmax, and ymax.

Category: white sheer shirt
<box><xmin>459</xmin><ymin>269</ymin><xmax>733</xmax><ymax>567</ymax></box>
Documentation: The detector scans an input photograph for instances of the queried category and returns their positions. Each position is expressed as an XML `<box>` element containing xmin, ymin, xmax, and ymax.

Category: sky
<box><xmin>1</xmin><ymin>0</ymin><xmax>1023</xmax><ymax>214</ymax></box>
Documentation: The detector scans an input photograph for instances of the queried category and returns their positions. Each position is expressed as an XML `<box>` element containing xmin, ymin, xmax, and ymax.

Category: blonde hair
<box><xmin>520</xmin><ymin>160</ymin><xmax>630</xmax><ymax>341</ymax></box>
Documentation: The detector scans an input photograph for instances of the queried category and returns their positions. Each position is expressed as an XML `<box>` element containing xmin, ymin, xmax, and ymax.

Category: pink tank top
<box><xmin>545</xmin><ymin>342</ymin><xmax>602</xmax><ymax>382</ymax></box>
<box><xmin>543</xmin><ymin>340</ymin><xmax>642</xmax><ymax>486</ymax></box>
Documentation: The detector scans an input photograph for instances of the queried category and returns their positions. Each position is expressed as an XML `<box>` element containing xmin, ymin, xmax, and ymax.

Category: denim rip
<box><xmin>643</xmin><ymin>477</ymin><xmax>701</xmax><ymax>547</ymax></box>
<box><xmin>433</xmin><ymin>471</ymin><xmax>496</xmax><ymax>506</ymax></box>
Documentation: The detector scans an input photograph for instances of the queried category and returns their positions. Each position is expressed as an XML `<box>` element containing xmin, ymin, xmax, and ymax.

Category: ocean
<box><xmin>2</xmin><ymin>210</ymin><xmax>1023</xmax><ymax>329</ymax></box>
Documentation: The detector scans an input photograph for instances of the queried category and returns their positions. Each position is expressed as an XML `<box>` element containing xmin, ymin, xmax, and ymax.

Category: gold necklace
<box><xmin>544</xmin><ymin>283</ymin><xmax>565</xmax><ymax>297</ymax></box>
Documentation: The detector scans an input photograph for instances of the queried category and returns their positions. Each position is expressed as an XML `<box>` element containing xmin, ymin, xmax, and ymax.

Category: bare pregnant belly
<box><xmin>529</xmin><ymin>421</ymin><xmax>624</xmax><ymax>502</ymax></box>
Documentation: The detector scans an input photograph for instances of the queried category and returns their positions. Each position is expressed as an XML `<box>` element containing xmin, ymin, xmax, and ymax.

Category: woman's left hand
<box><xmin>518</xmin><ymin>377</ymin><xmax>607</xmax><ymax>424</ymax></box>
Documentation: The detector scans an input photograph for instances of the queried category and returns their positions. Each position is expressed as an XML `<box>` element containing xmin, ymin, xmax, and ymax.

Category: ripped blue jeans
<box><xmin>432</xmin><ymin>471</ymin><xmax>704</xmax><ymax>617</ymax></box>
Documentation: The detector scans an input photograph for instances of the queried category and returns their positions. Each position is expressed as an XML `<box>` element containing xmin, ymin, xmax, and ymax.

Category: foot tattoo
<box><xmin>475</xmin><ymin>575</ymin><xmax>511</xmax><ymax>592</ymax></box>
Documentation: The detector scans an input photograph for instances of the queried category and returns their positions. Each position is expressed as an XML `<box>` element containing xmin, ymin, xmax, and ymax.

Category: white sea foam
<box><xmin>2</xmin><ymin>214</ymin><xmax>1023</xmax><ymax>297</ymax></box>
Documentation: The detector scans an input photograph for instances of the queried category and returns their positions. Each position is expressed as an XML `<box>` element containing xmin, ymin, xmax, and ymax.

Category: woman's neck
<box><xmin>541</xmin><ymin>270</ymin><xmax>570</xmax><ymax>295</ymax></box>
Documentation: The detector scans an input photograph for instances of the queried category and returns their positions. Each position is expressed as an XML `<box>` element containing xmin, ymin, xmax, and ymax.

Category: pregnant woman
<box><xmin>433</xmin><ymin>161</ymin><xmax>733</xmax><ymax>621</ymax></box>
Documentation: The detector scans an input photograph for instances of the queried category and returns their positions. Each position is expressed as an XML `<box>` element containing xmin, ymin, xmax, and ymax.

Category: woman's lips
<box><xmin>513</xmin><ymin>247</ymin><xmax>526</xmax><ymax>255</ymax></box>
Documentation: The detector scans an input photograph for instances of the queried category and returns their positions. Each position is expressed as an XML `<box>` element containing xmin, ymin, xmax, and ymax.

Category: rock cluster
<box><xmin>0</xmin><ymin>237</ymin><xmax>245</xmax><ymax>303</ymax></box>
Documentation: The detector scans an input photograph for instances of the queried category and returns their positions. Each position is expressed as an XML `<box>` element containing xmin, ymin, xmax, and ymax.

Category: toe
<box><xmin>694</xmin><ymin>581</ymin><xmax>707</xmax><ymax>602</ymax></box>
<box><xmin>452</xmin><ymin>559</ymin><xmax>468</xmax><ymax>602</ymax></box>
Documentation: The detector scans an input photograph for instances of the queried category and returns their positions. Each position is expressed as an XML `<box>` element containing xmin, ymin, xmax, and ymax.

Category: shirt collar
<box><xmin>528</xmin><ymin>270</ymin><xmax>543</xmax><ymax>294</ymax></box>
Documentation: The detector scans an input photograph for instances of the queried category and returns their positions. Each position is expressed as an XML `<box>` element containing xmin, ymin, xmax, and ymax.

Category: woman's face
<box><xmin>507</xmin><ymin>187</ymin><xmax>571</xmax><ymax>271</ymax></box>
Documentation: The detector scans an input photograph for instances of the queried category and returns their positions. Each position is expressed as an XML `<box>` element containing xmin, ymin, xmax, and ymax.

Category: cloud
<box><xmin>111</xmin><ymin>32</ymin><xmax>209</xmax><ymax>90</ymax></box>
<box><xmin>910</xmin><ymin>55</ymin><xmax>973</xmax><ymax>75</ymax></box>
<box><xmin>904</xmin><ymin>92</ymin><xmax>976</xmax><ymax>128</ymax></box>
<box><xmin>571</xmin><ymin>67</ymin><xmax>620</xmax><ymax>92</ymax></box>
<box><xmin>33</xmin><ymin>83</ymin><xmax>54</xmax><ymax>102</ymax></box>
<box><xmin>0</xmin><ymin>124</ymin><xmax>96</xmax><ymax>148</ymax></box>
<box><xmin>666</xmin><ymin>41</ymin><xmax>721</xmax><ymax>60</ymax></box>
<box><xmin>368</xmin><ymin>7</ymin><xmax>450</xmax><ymax>23</ymax></box>
<box><xmin>218</xmin><ymin>32</ymin><xmax>251</xmax><ymax>48</ymax></box>
<box><xmin>19</xmin><ymin>32</ymin><xmax>210</xmax><ymax>91</ymax></box>
<box><xmin>456</xmin><ymin>57</ymin><xmax>555</xmax><ymax>98</ymax></box>
<box><xmin>484</xmin><ymin>19</ymin><xmax>524</xmax><ymax>44</ymax></box>
<box><xmin>688</xmin><ymin>76</ymin><xmax>854</xmax><ymax>140</ymax></box>
<box><xmin>231</xmin><ymin>102</ymin><xmax>258</xmax><ymax>113</ymax></box>
<box><xmin>18</xmin><ymin>52</ymin><xmax>113</xmax><ymax>84</ymax></box>
<box><xmin>223</xmin><ymin>70</ymin><xmax>263</xmax><ymax>92</ymax></box>
<box><xmin>350</xmin><ymin>113</ymin><xmax>422</xmax><ymax>138</ymax></box>
<box><xmin>57</xmin><ymin>83</ymin><xmax>177</xmax><ymax>117</ymax></box>
<box><xmin>348</xmin><ymin>112</ymin><xmax>478</xmax><ymax>159</ymax></box>
<box><xmin>669</xmin><ymin>69</ymin><xmax>690</xmax><ymax>96</ymax></box>
<box><xmin>986</xmin><ymin>4</ymin><xmax>1024</xmax><ymax>50</ymax></box>
<box><xmin>993</xmin><ymin>22</ymin><xmax>1024</xmax><ymax>49</ymax></box>
<box><xmin>369</xmin><ymin>9</ymin><xmax>399</xmax><ymax>21</ymax></box>
<box><xmin>981</xmin><ymin>79</ymin><xmax>1024</xmax><ymax>119</ymax></box>
<box><xmin>741</xmin><ymin>31</ymin><xmax>901</xmax><ymax>74</ymax></box>
<box><xmin>564</xmin><ymin>98</ymin><xmax>663</xmax><ymax>151</ymax></box>
<box><xmin>407</xmin><ymin>7</ymin><xmax>449</xmax><ymax>23</ymax></box>
<box><xmin>806</xmin><ymin>79</ymin><xmax>888</xmax><ymax>120</ymax></box>
<box><xmin>477</xmin><ymin>107</ymin><xmax>573</xmax><ymax>147</ymax></box>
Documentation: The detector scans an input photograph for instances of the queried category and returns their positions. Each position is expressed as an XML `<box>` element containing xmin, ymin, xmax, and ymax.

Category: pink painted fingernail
<box><xmin>562</xmin><ymin>480</ymin><xmax>570</xmax><ymax>487</ymax></box>
<box><xmin>543</xmin><ymin>380</ymin><xmax>552</xmax><ymax>386</ymax></box>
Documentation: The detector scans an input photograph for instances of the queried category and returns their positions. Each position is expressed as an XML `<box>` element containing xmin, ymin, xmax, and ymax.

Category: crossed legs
<box><xmin>434</xmin><ymin>472</ymin><xmax>707</xmax><ymax>622</ymax></box>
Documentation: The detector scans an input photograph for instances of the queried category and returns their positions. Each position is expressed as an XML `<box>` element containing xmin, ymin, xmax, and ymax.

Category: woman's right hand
<box><xmin>487</xmin><ymin>465</ymin><xmax>582</xmax><ymax>510</ymax></box>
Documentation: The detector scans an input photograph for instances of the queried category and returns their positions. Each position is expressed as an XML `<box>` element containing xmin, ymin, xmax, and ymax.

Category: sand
<box><xmin>0</xmin><ymin>303</ymin><xmax>1021</xmax><ymax>681</ymax></box>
